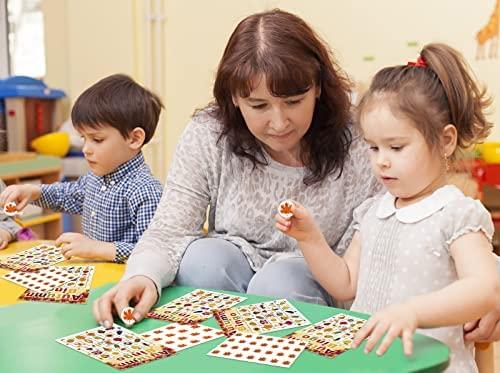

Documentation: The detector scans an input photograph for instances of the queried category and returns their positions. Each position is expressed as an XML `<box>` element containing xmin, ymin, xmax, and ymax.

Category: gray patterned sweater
<box><xmin>123</xmin><ymin>112</ymin><xmax>382</xmax><ymax>295</ymax></box>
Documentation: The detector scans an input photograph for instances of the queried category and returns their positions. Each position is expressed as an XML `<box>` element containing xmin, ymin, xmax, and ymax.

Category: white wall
<box><xmin>43</xmin><ymin>0</ymin><xmax>500</xmax><ymax>178</ymax></box>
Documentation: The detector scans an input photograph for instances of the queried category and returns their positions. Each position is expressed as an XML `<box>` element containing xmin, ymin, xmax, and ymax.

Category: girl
<box><xmin>275</xmin><ymin>43</ymin><xmax>499</xmax><ymax>372</ymax></box>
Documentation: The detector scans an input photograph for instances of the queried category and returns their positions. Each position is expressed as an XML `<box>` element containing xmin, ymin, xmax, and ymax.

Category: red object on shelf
<box><xmin>471</xmin><ymin>159</ymin><xmax>500</xmax><ymax>226</ymax></box>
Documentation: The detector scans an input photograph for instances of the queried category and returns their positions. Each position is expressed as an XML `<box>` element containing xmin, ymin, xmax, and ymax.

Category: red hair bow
<box><xmin>407</xmin><ymin>56</ymin><xmax>427</xmax><ymax>67</ymax></box>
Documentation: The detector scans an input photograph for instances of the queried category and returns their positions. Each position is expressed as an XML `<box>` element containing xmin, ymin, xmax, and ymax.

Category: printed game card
<box><xmin>287</xmin><ymin>313</ymin><xmax>366</xmax><ymax>357</ymax></box>
<box><xmin>213</xmin><ymin>299</ymin><xmax>310</xmax><ymax>336</ymax></box>
<box><xmin>2</xmin><ymin>265</ymin><xmax>79</xmax><ymax>291</ymax></box>
<box><xmin>57</xmin><ymin>324</ymin><xmax>175</xmax><ymax>370</ymax></box>
<box><xmin>0</xmin><ymin>243</ymin><xmax>65</xmax><ymax>272</ymax></box>
<box><xmin>141</xmin><ymin>323</ymin><xmax>224</xmax><ymax>351</ymax></box>
<box><xmin>147</xmin><ymin>289</ymin><xmax>246</xmax><ymax>323</ymax></box>
<box><xmin>20</xmin><ymin>265</ymin><xmax>95</xmax><ymax>304</ymax></box>
<box><xmin>208</xmin><ymin>332</ymin><xmax>307</xmax><ymax>368</ymax></box>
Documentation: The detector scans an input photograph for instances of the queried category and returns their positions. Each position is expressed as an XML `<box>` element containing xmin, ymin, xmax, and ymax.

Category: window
<box><xmin>6</xmin><ymin>0</ymin><xmax>45</xmax><ymax>78</ymax></box>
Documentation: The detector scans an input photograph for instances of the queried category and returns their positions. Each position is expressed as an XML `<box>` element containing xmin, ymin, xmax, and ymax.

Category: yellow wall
<box><xmin>42</xmin><ymin>0</ymin><xmax>500</xmax><ymax>179</ymax></box>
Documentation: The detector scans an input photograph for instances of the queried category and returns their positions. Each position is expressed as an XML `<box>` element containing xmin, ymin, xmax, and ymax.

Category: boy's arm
<box><xmin>35</xmin><ymin>176</ymin><xmax>88</xmax><ymax>214</ymax></box>
<box><xmin>113</xmin><ymin>182</ymin><xmax>162</xmax><ymax>263</ymax></box>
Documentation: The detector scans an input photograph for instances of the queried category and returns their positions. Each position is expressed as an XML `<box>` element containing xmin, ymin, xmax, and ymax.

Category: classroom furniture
<box><xmin>0</xmin><ymin>241</ymin><xmax>450</xmax><ymax>372</ymax></box>
<box><xmin>0</xmin><ymin>155</ymin><xmax>62</xmax><ymax>239</ymax></box>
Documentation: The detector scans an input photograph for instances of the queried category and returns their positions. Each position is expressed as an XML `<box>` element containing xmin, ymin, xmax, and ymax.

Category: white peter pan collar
<box><xmin>376</xmin><ymin>185</ymin><xmax>464</xmax><ymax>223</ymax></box>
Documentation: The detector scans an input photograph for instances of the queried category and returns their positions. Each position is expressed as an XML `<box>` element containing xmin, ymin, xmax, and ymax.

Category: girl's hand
<box><xmin>352</xmin><ymin>303</ymin><xmax>418</xmax><ymax>356</ymax></box>
<box><xmin>274</xmin><ymin>202</ymin><xmax>324</xmax><ymax>248</ymax></box>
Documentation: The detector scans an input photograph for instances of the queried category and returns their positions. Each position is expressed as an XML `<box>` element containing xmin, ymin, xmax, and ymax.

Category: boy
<box><xmin>0</xmin><ymin>74</ymin><xmax>163</xmax><ymax>263</ymax></box>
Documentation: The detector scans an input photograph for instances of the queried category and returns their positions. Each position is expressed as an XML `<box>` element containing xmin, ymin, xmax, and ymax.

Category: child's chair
<box><xmin>470</xmin><ymin>160</ymin><xmax>499</xmax><ymax>372</ymax></box>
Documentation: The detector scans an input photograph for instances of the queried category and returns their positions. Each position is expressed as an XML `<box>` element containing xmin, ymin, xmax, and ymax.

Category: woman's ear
<box><xmin>442</xmin><ymin>124</ymin><xmax>457</xmax><ymax>157</ymax></box>
<box><xmin>128</xmin><ymin>127</ymin><xmax>146</xmax><ymax>150</ymax></box>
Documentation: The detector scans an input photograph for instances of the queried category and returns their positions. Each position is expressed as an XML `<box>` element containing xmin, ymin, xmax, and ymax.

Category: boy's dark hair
<box><xmin>71</xmin><ymin>74</ymin><xmax>163</xmax><ymax>145</ymax></box>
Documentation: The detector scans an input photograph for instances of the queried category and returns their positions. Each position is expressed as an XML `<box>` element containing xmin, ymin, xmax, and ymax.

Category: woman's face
<box><xmin>234</xmin><ymin>74</ymin><xmax>318</xmax><ymax>166</ymax></box>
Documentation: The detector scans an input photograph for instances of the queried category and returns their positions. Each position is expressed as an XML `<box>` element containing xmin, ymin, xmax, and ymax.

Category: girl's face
<box><xmin>360</xmin><ymin>103</ymin><xmax>446</xmax><ymax>205</ymax></box>
<box><xmin>233</xmin><ymin>74</ymin><xmax>318</xmax><ymax>167</ymax></box>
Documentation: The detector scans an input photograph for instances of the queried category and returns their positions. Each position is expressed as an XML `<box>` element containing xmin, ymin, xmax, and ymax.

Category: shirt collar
<box><xmin>376</xmin><ymin>184</ymin><xmax>464</xmax><ymax>223</ymax></box>
<box><xmin>101</xmin><ymin>152</ymin><xmax>145</xmax><ymax>185</ymax></box>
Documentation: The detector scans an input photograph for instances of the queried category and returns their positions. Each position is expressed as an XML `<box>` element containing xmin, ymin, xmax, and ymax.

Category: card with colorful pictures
<box><xmin>2</xmin><ymin>265</ymin><xmax>80</xmax><ymax>291</ymax></box>
<box><xmin>57</xmin><ymin>324</ymin><xmax>175</xmax><ymax>370</ymax></box>
<box><xmin>208</xmin><ymin>332</ymin><xmax>307</xmax><ymax>368</ymax></box>
<box><xmin>287</xmin><ymin>313</ymin><xmax>366</xmax><ymax>358</ymax></box>
<box><xmin>141</xmin><ymin>323</ymin><xmax>224</xmax><ymax>351</ymax></box>
<box><xmin>147</xmin><ymin>289</ymin><xmax>246</xmax><ymax>324</ymax></box>
<box><xmin>20</xmin><ymin>265</ymin><xmax>95</xmax><ymax>304</ymax></box>
<box><xmin>213</xmin><ymin>299</ymin><xmax>310</xmax><ymax>336</ymax></box>
<box><xmin>0</xmin><ymin>244</ymin><xmax>65</xmax><ymax>271</ymax></box>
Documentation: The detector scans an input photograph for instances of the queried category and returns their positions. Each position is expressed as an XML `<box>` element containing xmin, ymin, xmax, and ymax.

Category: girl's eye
<box><xmin>369</xmin><ymin>146</ymin><xmax>378</xmax><ymax>152</ymax></box>
<box><xmin>391</xmin><ymin>146</ymin><xmax>403</xmax><ymax>151</ymax></box>
<box><xmin>250</xmin><ymin>103</ymin><xmax>267</xmax><ymax>110</ymax></box>
<box><xmin>93</xmin><ymin>138</ymin><xmax>103</xmax><ymax>143</ymax></box>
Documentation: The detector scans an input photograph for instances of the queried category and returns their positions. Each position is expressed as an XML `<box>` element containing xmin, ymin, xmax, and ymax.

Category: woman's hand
<box><xmin>353</xmin><ymin>302</ymin><xmax>418</xmax><ymax>356</ymax></box>
<box><xmin>93</xmin><ymin>276</ymin><xmax>159</xmax><ymax>328</ymax></box>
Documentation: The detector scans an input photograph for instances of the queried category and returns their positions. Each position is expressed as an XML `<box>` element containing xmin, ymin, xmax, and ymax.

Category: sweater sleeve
<box><xmin>121</xmin><ymin>116</ymin><xmax>220</xmax><ymax>296</ymax></box>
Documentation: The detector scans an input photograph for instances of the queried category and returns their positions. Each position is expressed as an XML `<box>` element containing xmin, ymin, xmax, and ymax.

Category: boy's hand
<box><xmin>352</xmin><ymin>303</ymin><xmax>418</xmax><ymax>357</ymax></box>
<box><xmin>0</xmin><ymin>228</ymin><xmax>12</xmax><ymax>250</ymax></box>
<box><xmin>56</xmin><ymin>232</ymin><xmax>116</xmax><ymax>261</ymax></box>
<box><xmin>0</xmin><ymin>184</ymin><xmax>41</xmax><ymax>210</ymax></box>
<box><xmin>274</xmin><ymin>202</ymin><xmax>324</xmax><ymax>248</ymax></box>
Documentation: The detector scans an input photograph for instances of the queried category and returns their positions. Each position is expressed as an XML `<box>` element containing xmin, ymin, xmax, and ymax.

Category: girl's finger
<box><xmin>275</xmin><ymin>222</ymin><xmax>290</xmax><ymax>232</ymax></box>
<box><xmin>402</xmin><ymin>329</ymin><xmax>414</xmax><ymax>356</ymax></box>
<box><xmin>353</xmin><ymin>318</ymin><xmax>376</xmax><ymax>348</ymax></box>
<box><xmin>376</xmin><ymin>326</ymin><xmax>400</xmax><ymax>356</ymax></box>
<box><xmin>363</xmin><ymin>321</ymin><xmax>388</xmax><ymax>353</ymax></box>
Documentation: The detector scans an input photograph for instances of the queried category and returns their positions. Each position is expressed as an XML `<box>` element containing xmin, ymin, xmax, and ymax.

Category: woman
<box><xmin>93</xmin><ymin>9</ymin><xmax>381</xmax><ymax>327</ymax></box>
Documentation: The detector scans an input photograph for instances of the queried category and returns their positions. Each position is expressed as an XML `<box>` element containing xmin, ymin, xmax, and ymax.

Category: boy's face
<box><xmin>79</xmin><ymin>125</ymin><xmax>137</xmax><ymax>176</ymax></box>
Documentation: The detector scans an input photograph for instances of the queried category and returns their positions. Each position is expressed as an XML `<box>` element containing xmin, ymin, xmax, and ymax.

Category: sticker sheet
<box><xmin>2</xmin><ymin>265</ymin><xmax>79</xmax><ymax>291</ymax></box>
<box><xmin>287</xmin><ymin>313</ymin><xmax>366</xmax><ymax>357</ymax></box>
<box><xmin>147</xmin><ymin>289</ymin><xmax>246</xmax><ymax>324</ymax></box>
<box><xmin>141</xmin><ymin>323</ymin><xmax>224</xmax><ymax>351</ymax></box>
<box><xmin>0</xmin><ymin>244</ymin><xmax>65</xmax><ymax>272</ymax></box>
<box><xmin>208</xmin><ymin>332</ymin><xmax>307</xmax><ymax>368</ymax></box>
<box><xmin>20</xmin><ymin>265</ymin><xmax>95</xmax><ymax>304</ymax></box>
<box><xmin>57</xmin><ymin>324</ymin><xmax>175</xmax><ymax>370</ymax></box>
<box><xmin>213</xmin><ymin>299</ymin><xmax>310</xmax><ymax>336</ymax></box>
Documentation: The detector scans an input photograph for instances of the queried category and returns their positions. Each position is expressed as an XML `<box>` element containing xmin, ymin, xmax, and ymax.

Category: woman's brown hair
<box><xmin>357</xmin><ymin>43</ymin><xmax>492</xmax><ymax>157</ymax></box>
<box><xmin>207</xmin><ymin>9</ymin><xmax>352</xmax><ymax>185</ymax></box>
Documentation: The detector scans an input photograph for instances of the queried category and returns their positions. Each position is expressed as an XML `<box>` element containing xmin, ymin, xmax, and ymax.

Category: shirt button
<box><xmin>110</xmin><ymin>181</ymin><xmax>115</xmax><ymax>186</ymax></box>
<box><xmin>101</xmin><ymin>186</ymin><xmax>106</xmax><ymax>191</ymax></box>
<box><xmin>91</xmin><ymin>211</ymin><xmax>96</xmax><ymax>217</ymax></box>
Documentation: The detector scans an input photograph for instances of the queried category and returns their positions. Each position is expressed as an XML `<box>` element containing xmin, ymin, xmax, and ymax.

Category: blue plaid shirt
<box><xmin>37</xmin><ymin>152</ymin><xmax>163</xmax><ymax>263</ymax></box>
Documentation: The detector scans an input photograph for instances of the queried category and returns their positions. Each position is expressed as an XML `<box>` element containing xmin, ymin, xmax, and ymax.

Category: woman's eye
<box><xmin>391</xmin><ymin>146</ymin><xmax>403</xmax><ymax>151</ymax></box>
<box><xmin>286</xmin><ymin>99</ymin><xmax>302</xmax><ymax>106</ymax></box>
<box><xmin>369</xmin><ymin>146</ymin><xmax>378</xmax><ymax>151</ymax></box>
<box><xmin>250</xmin><ymin>104</ymin><xmax>266</xmax><ymax>110</ymax></box>
<box><xmin>93</xmin><ymin>138</ymin><xmax>103</xmax><ymax>143</ymax></box>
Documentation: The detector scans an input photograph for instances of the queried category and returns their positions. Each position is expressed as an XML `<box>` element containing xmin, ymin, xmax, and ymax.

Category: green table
<box><xmin>0</xmin><ymin>285</ymin><xmax>449</xmax><ymax>372</ymax></box>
